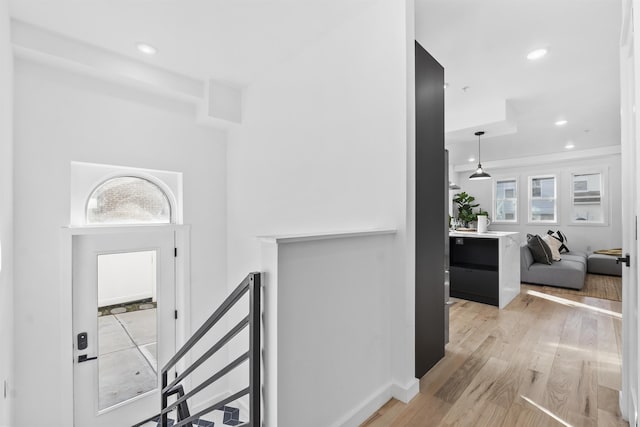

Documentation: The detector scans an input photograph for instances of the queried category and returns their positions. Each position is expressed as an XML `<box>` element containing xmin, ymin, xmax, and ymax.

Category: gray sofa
<box><xmin>520</xmin><ymin>245</ymin><xmax>587</xmax><ymax>290</ymax></box>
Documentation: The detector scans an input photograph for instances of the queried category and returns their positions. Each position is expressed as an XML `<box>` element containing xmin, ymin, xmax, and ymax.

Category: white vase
<box><xmin>477</xmin><ymin>215</ymin><xmax>490</xmax><ymax>233</ymax></box>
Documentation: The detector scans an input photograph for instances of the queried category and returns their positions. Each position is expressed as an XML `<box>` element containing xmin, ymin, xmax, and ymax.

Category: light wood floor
<box><xmin>534</xmin><ymin>274</ymin><xmax>622</xmax><ymax>302</ymax></box>
<box><xmin>362</xmin><ymin>284</ymin><xmax>628</xmax><ymax>427</ymax></box>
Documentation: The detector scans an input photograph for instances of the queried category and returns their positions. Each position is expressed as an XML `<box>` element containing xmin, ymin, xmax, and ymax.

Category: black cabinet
<box><xmin>449</xmin><ymin>237</ymin><xmax>499</xmax><ymax>306</ymax></box>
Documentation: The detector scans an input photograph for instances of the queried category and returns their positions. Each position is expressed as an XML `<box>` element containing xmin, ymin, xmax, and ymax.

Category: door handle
<box><xmin>78</xmin><ymin>354</ymin><xmax>98</xmax><ymax>363</ymax></box>
<box><xmin>616</xmin><ymin>254</ymin><xmax>631</xmax><ymax>268</ymax></box>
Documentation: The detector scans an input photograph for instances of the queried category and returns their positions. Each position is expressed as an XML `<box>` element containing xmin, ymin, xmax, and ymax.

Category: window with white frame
<box><xmin>493</xmin><ymin>178</ymin><xmax>518</xmax><ymax>223</ymax></box>
<box><xmin>570</xmin><ymin>171</ymin><xmax>605</xmax><ymax>224</ymax></box>
<box><xmin>86</xmin><ymin>176</ymin><xmax>172</xmax><ymax>225</ymax></box>
<box><xmin>528</xmin><ymin>175</ymin><xmax>557</xmax><ymax>223</ymax></box>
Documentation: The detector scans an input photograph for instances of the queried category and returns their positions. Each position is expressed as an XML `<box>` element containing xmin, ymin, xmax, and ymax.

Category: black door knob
<box><xmin>616</xmin><ymin>254</ymin><xmax>631</xmax><ymax>268</ymax></box>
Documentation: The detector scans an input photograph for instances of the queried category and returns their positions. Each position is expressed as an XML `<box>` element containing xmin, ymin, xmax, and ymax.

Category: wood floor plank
<box><xmin>598</xmin><ymin>408</ymin><xmax>629</xmax><ymax>427</ymax></box>
<box><xmin>598</xmin><ymin>385</ymin><xmax>625</xmax><ymax>421</ymax></box>
<box><xmin>394</xmin><ymin>394</ymin><xmax>451</xmax><ymax>427</ymax></box>
<box><xmin>439</xmin><ymin>357</ymin><xmax>508</xmax><ymax>426</ymax></box>
<box><xmin>434</xmin><ymin>335</ymin><xmax>496</xmax><ymax>403</ymax></box>
<box><xmin>419</xmin><ymin>350</ymin><xmax>467</xmax><ymax>396</ymax></box>
<box><xmin>597</xmin><ymin>315</ymin><xmax>622</xmax><ymax>391</ymax></box>
<box><xmin>502</xmin><ymin>400</ymin><xmax>565</xmax><ymax>427</ymax></box>
<box><xmin>360</xmin><ymin>399</ymin><xmax>407</xmax><ymax>427</ymax></box>
<box><xmin>533</xmin><ymin>273</ymin><xmax>622</xmax><ymax>302</ymax></box>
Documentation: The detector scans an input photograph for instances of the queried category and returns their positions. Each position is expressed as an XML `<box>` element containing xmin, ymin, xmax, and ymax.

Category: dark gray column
<box><xmin>415</xmin><ymin>41</ymin><xmax>445</xmax><ymax>378</ymax></box>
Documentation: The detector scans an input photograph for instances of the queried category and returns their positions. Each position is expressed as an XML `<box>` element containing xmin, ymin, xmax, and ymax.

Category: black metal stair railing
<box><xmin>133</xmin><ymin>272</ymin><xmax>261</xmax><ymax>427</ymax></box>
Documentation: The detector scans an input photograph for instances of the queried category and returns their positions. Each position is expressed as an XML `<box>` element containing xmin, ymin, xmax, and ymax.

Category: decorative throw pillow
<box><xmin>547</xmin><ymin>230</ymin><xmax>570</xmax><ymax>253</ymax></box>
<box><xmin>542</xmin><ymin>234</ymin><xmax>562</xmax><ymax>261</ymax></box>
<box><xmin>527</xmin><ymin>234</ymin><xmax>553</xmax><ymax>265</ymax></box>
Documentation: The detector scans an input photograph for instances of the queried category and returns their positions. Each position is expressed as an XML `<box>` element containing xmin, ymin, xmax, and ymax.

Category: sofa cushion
<box><xmin>542</xmin><ymin>234</ymin><xmax>562</xmax><ymax>261</ymax></box>
<box><xmin>521</xmin><ymin>245</ymin><xmax>534</xmax><ymax>270</ymax></box>
<box><xmin>547</xmin><ymin>230</ymin><xmax>570</xmax><ymax>253</ymax></box>
<box><xmin>588</xmin><ymin>253</ymin><xmax>622</xmax><ymax>276</ymax></box>
<box><xmin>563</xmin><ymin>251</ymin><xmax>588</xmax><ymax>267</ymax></box>
<box><xmin>527</xmin><ymin>234</ymin><xmax>553</xmax><ymax>265</ymax></box>
<box><xmin>525</xmin><ymin>258</ymin><xmax>586</xmax><ymax>290</ymax></box>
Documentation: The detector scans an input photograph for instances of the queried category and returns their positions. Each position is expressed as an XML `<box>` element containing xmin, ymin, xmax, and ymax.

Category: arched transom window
<box><xmin>86</xmin><ymin>176</ymin><xmax>172</xmax><ymax>225</ymax></box>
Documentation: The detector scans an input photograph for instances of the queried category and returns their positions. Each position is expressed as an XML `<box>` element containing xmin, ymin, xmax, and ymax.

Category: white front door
<box><xmin>621</xmin><ymin>0</ymin><xmax>639</xmax><ymax>422</ymax></box>
<box><xmin>72</xmin><ymin>228</ymin><xmax>176</xmax><ymax>426</ymax></box>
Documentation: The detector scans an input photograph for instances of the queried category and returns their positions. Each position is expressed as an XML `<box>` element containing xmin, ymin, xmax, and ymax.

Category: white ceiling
<box><xmin>9</xmin><ymin>0</ymin><xmax>375</xmax><ymax>85</ymax></box>
<box><xmin>11</xmin><ymin>0</ymin><xmax>622</xmax><ymax>167</ymax></box>
<box><xmin>416</xmin><ymin>0</ymin><xmax>622</xmax><ymax>166</ymax></box>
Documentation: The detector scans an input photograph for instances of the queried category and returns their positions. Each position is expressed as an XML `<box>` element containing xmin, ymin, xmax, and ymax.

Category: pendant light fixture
<box><xmin>469</xmin><ymin>131</ymin><xmax>491</xmax><ymax>180</ymax></box>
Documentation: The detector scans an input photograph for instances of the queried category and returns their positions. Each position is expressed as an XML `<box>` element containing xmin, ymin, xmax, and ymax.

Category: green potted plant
<box><xmin>453</xmin><ymin>192</ymin><xmax>479</xmax><ymax>228</ymax></box>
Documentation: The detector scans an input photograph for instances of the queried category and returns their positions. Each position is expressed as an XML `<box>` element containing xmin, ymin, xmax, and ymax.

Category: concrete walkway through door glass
<box><xmin>98</xmin><ymin>307</ymin><xmax>157</xmax><ymax>410</ymax></box>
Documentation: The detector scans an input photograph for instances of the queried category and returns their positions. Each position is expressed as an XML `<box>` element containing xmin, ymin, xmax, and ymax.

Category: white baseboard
<box><xmin>330</xmin><ymin>378</ymin><xmax>420</xmax><ymax>427</ymax></box>
<box><xmin>391</xmin><ymin>378</ymin><xmax>419</xmax><ymax>403</ymax></box>
<box><xmin>196</xmin><ymin>380</ymin><xmax>418</xmax><ymax>427</ymax></box>
<box><xmin>331</xmin><ymin>383</ymin><xmax>393</xmax><ymax>427</ymax></box>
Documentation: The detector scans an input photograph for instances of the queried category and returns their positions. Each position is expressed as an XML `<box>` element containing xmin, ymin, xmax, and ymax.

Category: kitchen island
<box><xmin>449</xmin><ymin>231</ymin><xmax>520</xmax><ymax>309</ymax></box>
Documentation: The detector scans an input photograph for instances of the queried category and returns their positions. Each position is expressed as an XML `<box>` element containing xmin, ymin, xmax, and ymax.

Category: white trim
<box><xmin>390</xmin><ymin>378</ymin><xmax>420</xmax><ymax>403</ymax></box>
<box><xmin>173</xmin><ymin>226</ymin><xmax>192</xmax><ymax>392</ymax></box>
<box><xmin>527</xmin><ymin>174</ymin><xmax>558</xmax><ymax>225</ymax></box>
<box><xmin>621</xmin><ymin>1</ymin><xmax>637</xmax><ymax>423</ymax></box>
<box><xmin>331</xmin><ymin>383</ymin><xmax>393</xmax><ymax>427</ymax></box>
<box><xmin>60</xmin><ymin>224</ymin><xmax>190</xmax><ymax>426</ymax></box>
<box><xmin>70</xmin><ymin>161</ymin><xmax>183</xmax><ymax>226</ymax></box>
<box><xmin>453</xmin><ymin>146</ymin><xmax>621</xmax><ymax>172</ymax></box>
<box><xmin>492</xmin><ymin>176</ymin><xmax>519</xmax><ymax>224</ymax></box>
<box><xmin>329</xmin><ymin>379</ymin><xmax>419</xmax><ymax>427</ymax></box>
<box><xmin>258</xmin><ymin>229</ymin><xmax>397</xmax><ymax>244</ymax></box>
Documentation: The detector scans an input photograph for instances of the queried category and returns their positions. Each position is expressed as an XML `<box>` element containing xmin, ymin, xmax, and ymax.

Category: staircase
<box><xmin>133</xmin><ymin>272</ymin><xmax>262</xmax><ymax>427</ymax></box>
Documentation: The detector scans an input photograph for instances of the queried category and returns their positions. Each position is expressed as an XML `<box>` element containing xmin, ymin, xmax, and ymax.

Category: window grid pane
<box><xmin>495</xmin><ymin>179</ymin><xmax>517</xmax><ymax>222</ymax></box>
<box><xmin>571</xmin><ymin>172</ymin><xmax>604</xmax><ymax>223</ymax></box>
<box><xmin>530</xmin><ymin>176</ymin><xmax>556</xmax><ymax>222</ymax></box>
<box><xmin>87</xmin><ymin>176</ymin><xmax>171</xmax><ymax>224</ymax></box>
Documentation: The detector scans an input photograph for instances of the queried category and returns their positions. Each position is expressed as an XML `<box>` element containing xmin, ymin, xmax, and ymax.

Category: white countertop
<box><xmin>449</xmin><ymin>230</ymin><xmax>520</xmax><ymax>238</ymax></box>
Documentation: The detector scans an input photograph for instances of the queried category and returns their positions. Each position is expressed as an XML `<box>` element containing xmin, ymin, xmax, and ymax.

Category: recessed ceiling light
<box><xmin>136</xmin><ymin>43</ymin><xmax>157</xmax><ymax>55</ymax></box>
<box><xmin>468</xmin><ymin>157</ymin><xmax>476</xmax><ymax>162</ymax></box>
<box><xmin>565</xmin><ymin>142</ymin><xmax>575</xmax><ymax>149</ymax></box>
<box><xmin>527</xmin><ymin>48</ymin><xmax>548</xmax><ymax>60</ymax></box>
<box><xmin>555</xmin><ymin>120</ymin><xmax>568</xmax><ymax>126</ymax></box>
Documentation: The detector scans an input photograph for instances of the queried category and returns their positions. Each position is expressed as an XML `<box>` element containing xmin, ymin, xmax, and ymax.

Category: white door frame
<box><xmin>621</xmin><ymin>0</ymin><xmax>640</xmax><ymax>423</ymax></box>
<box><xmin>59</xmin><ymin>224</ymin><xmax>191</xmax><ymax>426</ymax></box>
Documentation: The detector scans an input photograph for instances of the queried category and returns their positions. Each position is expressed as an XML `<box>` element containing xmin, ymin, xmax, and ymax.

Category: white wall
<box><xmin>227</xmin><ymin>0</ymin><xmax>417</xmax><ymax>420</ymax></box>
<box><xmin>454</xmin><ymin>154</ymin><xmax>622</xmax><ymax>252</ymax></box>
<box><xmin>261</xmin><ymin>233</ymin><xmax>395</xmax><ymax>427</ymax></box>
<box><xmin>97</xmin><ymin>251</ymin><xmax>156</xmax><ymax>307</ymax></box>
<box><xmin>0</xmin><ymin>0</ymin><xmax>13</xmax><ymax>425</ymax></box>
<box><xmin>13</xmin><ymin>60</ymin><xmax>228</xmax><ymax>426</ymax></box>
